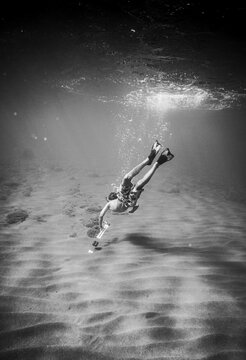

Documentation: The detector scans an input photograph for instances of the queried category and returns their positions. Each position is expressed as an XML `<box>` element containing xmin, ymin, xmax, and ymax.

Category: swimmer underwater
<box><xmin>99</xmin><ymin>141</ymin><xmax>174</xmax><ymax>230</ymax></box>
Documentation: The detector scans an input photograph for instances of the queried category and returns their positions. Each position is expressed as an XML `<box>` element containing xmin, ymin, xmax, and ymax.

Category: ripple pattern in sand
<box><xmin>0</xmin><ymin>166</ymin><xmax>246</xmax><ymax>360</ymax></box>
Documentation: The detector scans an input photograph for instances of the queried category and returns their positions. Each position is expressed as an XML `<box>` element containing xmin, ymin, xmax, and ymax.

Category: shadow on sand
<box><xmin>124</xmin><ymin>232</ymin><xmax>246</xmax><ymax>312</ymax></box>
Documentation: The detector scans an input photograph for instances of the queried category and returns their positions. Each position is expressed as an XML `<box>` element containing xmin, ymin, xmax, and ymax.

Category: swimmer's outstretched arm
<box><xmin>99</xmin><ymin>202</ymin><xmax>110</xmax><ymax>230</ymax></box>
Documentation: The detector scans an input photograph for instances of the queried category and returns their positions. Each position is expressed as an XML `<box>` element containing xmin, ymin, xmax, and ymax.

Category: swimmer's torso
<box><xmin>109</xmin><ymin>199</ymin><xmax>128</xmax><ymax>213</ymax></box>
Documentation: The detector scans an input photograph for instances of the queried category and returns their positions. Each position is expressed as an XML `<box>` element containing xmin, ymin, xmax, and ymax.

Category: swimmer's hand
<box><xmin>129</xmin><ymin>205</ymin><xmax>139</xmax><ymax>214</ymax></box>
<box><xmin>100</xmin><ymin>221</ymin><xmax>109</xmax><ymax>231</ymax></box>
<box><xmin>99</xmin><ymin>203</ymin><xmax>110</xmax><ymax>230</ymax></box>
<box><xmin>99</xmin><ymin>222</ymin><xmax>105</xmax><ymax>231</ymax></box>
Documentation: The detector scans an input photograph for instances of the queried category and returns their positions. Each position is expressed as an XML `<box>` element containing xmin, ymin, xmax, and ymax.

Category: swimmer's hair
<box><xmin>106</xmin><ymin>192</ymin><xmax>118</xmax><ymax>201</ymax></box>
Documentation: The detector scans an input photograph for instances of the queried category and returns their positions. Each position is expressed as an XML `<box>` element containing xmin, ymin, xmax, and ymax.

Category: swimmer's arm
<box><xmin>99</xmin><ymin>203</ymin><xmax>110</xmax><ymax>229</ymax></box>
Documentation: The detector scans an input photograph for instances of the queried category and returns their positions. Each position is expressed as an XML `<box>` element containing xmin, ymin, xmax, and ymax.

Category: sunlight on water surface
<box><xmin>58</xmin><ymin>75</ymin><xmax>245</xmax><ymax>185</ymax></box>
<box><xmin>114</xmin><ymin>83</ymin><xmax>209</xmax><ymax>180</ymax></box>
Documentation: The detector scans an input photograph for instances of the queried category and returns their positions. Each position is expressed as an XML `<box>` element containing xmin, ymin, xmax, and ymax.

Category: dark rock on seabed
<box><xmin>6</xmin><ymin>209</ymin><xmax>29</xmax><ymax>224</ymax></box>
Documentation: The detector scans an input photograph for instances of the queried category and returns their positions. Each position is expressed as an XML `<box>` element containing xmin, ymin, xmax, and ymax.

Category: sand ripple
<box><xmin>0</xmin><ymin>166</ymin><xmax>246</xmax><ymax>359</ymax></box>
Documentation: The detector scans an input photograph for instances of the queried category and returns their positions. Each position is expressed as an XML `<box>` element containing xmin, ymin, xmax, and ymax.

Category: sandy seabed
<box><xmin>0</xmin><ymin>162</ymin><xmax>245</xmax><ymax>360</ymax></box>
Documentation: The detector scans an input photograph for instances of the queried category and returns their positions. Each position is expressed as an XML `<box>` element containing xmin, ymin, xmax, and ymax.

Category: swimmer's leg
<box><xmin>134</xmin><ymin>162</ymin><xmax>159</xmax><ymax>190</ymax></box>
<box><xmin>123</xmin><ymin>158</ymin><xmax>149</xmax><ymax>182</ymax></box>
<box><xmin>122</xmin><ymin>140</ymin><xmax>161</xmax><ymax>182</ymax></box>
<box><xmin>135</xmin><ymin>148</ymin><xmax>174</xmax><ymax>190</ymax></box>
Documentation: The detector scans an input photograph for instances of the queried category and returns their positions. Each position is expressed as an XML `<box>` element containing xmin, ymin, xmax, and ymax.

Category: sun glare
<box><xmin>123</xmin><ymin>84</ymin><xmax>209</xmax><ymax>112</ymax></box>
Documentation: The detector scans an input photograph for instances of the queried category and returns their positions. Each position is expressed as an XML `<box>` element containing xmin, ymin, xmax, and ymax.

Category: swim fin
<box><xmin>147</xmin><ymin>140</ymin><xmax>162</xmax><ymax>165</ymax></box>
<box><xmin>157</xmin><ymin>148</ymin><xmax>174</xmax><ymax>165</ymax></box>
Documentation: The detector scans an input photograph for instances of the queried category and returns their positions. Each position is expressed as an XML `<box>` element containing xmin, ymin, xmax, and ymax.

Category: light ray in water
<box><xmin>114</xmin><ymin>83</ymin><xmax>208</xmax><ymax>183</ymax></box>
<box><xmin>58</xmin><ymin>75</ymin><xmax>245</xmax><ymax>185</ymax></box>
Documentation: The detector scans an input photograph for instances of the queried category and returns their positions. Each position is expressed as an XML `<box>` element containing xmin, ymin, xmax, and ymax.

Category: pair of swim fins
<box><xmin>148</xmin><ymin>140</ymin><xmax>174</xmax><ymax>165</ymax></box>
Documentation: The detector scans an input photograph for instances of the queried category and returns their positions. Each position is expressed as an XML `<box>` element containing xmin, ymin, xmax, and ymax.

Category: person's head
<box><xmin>106</xmin><ymin>192</ymin><xmax>117</xmax><ymax>202</ymax></box>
